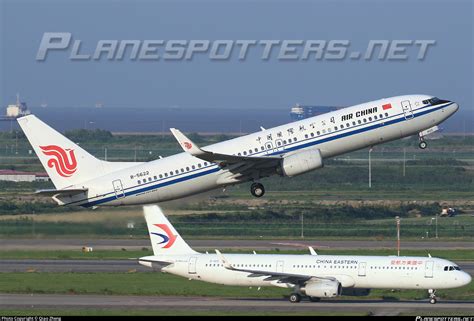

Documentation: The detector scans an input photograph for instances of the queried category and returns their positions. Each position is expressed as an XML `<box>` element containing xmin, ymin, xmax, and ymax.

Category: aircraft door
<box><xmin>358</xmin><ymin>262</ymin><xmax>367</xmax><ymax>277</ymax></box>
<box><xmin>112</xmin><ymin>179</ymin><xmax>125</xmax><ymax>199</ymax></box>
<box><xmin>188</xmin><ymin>257</ymin><xmax>197</xmax><ymax>274</ymax></box>
<box><xmin>401</xmin><ymin>100</ymin><xmax>414</xmax><ymax>120</ymax></box>
<box><xmin>424</xmin><ymin>261</ymin><xmax>434</xmax><ymax>278</ymax></box>
<box><xmin>276</xmin><ymin>260</ymin><xmax>284</xmax><ymax>273</ymax></box>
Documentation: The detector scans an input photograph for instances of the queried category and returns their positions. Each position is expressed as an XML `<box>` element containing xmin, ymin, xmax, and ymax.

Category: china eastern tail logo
<box><xmin>151</xmin><ymin>224</ymin><xmax>177</xmax><ymax>249</ymax></box>
<box><xmin>39</xmin><ymin>145</ymin><xmax>77</xmax><ymax>177</ymax></box>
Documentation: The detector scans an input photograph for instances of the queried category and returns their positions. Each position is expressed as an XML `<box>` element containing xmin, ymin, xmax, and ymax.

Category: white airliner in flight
<box><xmin>18</xmin><ymin>95</ymin><xmax>458</xmax><ymax>207</ymax></box>
<box><xmin>139</xmin><ymin>206</ymin><xmax>471</xmax><ymax>304</ymax></box>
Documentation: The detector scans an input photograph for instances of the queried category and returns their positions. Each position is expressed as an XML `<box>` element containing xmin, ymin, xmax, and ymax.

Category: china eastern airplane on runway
<box><xmin>18</xmin><ymin>95</ymin><xmax>458</xmax><ymax>207</ymax></box>
<box><xmin>139</xmin><ymin>205</ymin><xmax>471</xmax><ymax>304</ymax></box>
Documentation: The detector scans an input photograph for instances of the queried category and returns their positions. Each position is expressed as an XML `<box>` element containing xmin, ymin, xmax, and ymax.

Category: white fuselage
<box><xmin>63</xmin><ymin>95</ymin><xmax>458</xmax><ymax>207</ymax></box>
<box><xmin>140</xmin><ymin>253</ymin><xmax>470</xmax><ymax>291</ymax></box>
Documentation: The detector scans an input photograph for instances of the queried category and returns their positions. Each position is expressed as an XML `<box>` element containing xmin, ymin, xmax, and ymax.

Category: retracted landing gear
<box><xmin>428</xmin><ymin>289</ymin><xmax>437</xmax><ymax>304</ymax></box>
<box><xmin>289</xmin><ymin>293</ymin><xmax>302</xmax><ymax>303</ymax></box>
<box><xmin>418</xmin><ymin>133</ymin><xmax>428</xmax><ymax>149</ymax></box>
<box><xmin>250</xmin><ymin>182</ymin><xmax>265</xmax><ymax>198</ymax></box>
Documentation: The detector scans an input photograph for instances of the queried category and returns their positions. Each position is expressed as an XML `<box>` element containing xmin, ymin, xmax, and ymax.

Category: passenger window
<box><xmin>385</xmin><ymin>112</ymin><xmax>389</xmax><ymax>117</ymax></box>
<box><xmin>175</xmin><ymin>170</ymin><xmax>179</xmax><ymax>174</ymax></box>
<box><xmin>317</xmin><ymin>131</ymin><xmax>320</xmax><ymax>135</ymax></box>
<box><xmin>186</xmin><ymin>167</ymin><xmax>190</xmax><ymax>171</ymax></box>
<box><xmin>310</xmin><ymin>133</ymin><xmax>314</xmax><ymax>137</ymax></box>
<box><xmin>305</xmin><ymin>134</ymin><xmax>308</xmax><ymax>138</ymax></box>
<box><xmin>243</xmin><ymin>151</ymin><xmax>247</xmax><ymax>155</ymax></box>
<box><xmin>346</xmin><ymin>123</ymin><xmax>350</xmax><ymax>127</ymax></box>
<box><xmin>137</xmin><ymin>180</ymin><xmax>141</xmax><ymax>184</ymax></box>
<box><xmin>254</xmin><ymin>148</ymin><xmax>258</xmax><ymax>152</ymax></box>
<box><xmin>159</xmin><ymin>174</ymin><xmax>163</xmax><ymax>178</ymax></box>
<box><xmin>368</xmin><ymin>117</ymin><xmax>372</xmax><ymax>121</ymax></box>
<box><xmin>198</xmin><ymin>163</ymin><xmax>201</xmax><ymax>168</ymax></box>
<box><xmin>180</xmin><ymin>168</ymin><xmax>184</xmax><ymax>173</ymax></box>
<box><xmin>363</xmin><ymin>119</ymin><xmax>367</xmax><ymax>123</ymax></box>
<box><xmin>192</xmin><ymin>165</ymin><xmax>195</xmax><ymax>170</ymax></box>
<box><xmin>153</xmin><ymin>176</ymin><xmax>157</xmax><ymax>180</ymax></box>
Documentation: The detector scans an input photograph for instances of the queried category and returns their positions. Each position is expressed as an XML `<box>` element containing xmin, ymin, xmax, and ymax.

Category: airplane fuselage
<box><xmin>140</xmin><ymin>253</ymin><xmax>470</xmax><ymax>291</ymax></box>
<box><xmin>62</xmin><ymin>94</ymin><xmax>458</xmax><ymax>207</ymax></box>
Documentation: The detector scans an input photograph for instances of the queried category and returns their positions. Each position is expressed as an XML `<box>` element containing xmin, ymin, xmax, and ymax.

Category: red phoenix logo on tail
<box><xmin>39</xmin><ymin>145</ymin><xmax>78</xmax><ymax>177</ymax></box>
<box><xmin>183</xmin><ymin>142</ymin><xmax>192</xmax><ymax>150</ymax></box>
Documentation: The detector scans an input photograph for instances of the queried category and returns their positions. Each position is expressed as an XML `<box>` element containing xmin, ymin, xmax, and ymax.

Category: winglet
<box><xmin>170</xmin><ymin>128</ymin><xmax>205</xmax><ymax>156</ymax></box>
<box><xmin>309</xmin><ymin>246</ymin><xmax>318</xmax><ymax>256</ymax></box>
<box><xmin>215</xmin><ymin>249</ymin><xmax>234</xmax><ymax>270</ymax></box>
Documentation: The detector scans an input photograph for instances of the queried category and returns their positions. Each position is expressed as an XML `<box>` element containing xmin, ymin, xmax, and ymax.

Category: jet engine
<box><xmin>278</xmin><ymin>148</ymin><xmax>323</xmax><ymax>177</ymax></box>
<box><xmin>300</xmin><ymin>280</ymin><xmax>342</xmax><ymax>298</ymax></box>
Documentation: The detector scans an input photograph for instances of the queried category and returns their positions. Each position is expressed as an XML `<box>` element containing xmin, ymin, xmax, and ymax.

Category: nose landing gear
<box><xmin>428</xmin><ymin>289</ymin><xmax>437</xmax><ymax>304</ymax></box>
<box><xmin>418</xmin><ymin>133</ymin><xmax>428</xmax><ymax>149</ymax></box>
<box><xmin>250</xmin><ymin>182</ymin><xmax>265</xmax><ymax>198</ymax></box>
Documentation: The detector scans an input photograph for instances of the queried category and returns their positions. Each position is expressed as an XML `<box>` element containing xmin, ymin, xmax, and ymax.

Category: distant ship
<box><xmin>1</xmin><ymin>94</ymin><xmax>31</xmax><ymax>120</ymax></box>
<box><xmin>290</xmin><ymin>104</ymin><xmax>341</xmax><ymax>120</ymax></box>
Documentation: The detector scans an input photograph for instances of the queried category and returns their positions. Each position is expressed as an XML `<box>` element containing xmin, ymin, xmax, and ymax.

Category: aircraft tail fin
<box><xmin>17</xmin><ymin>115</ymin><xmax>109</xmax><ymax>189</ymax></box>
<box><xmin>144</xmin><ymin>205</ymin><xmax>197</xmax><ymax>256</ymax></box>
<box><xmin>17</xmin><ymin>115</ymin><xmax>140</xmax><ymax>190</ymax></box>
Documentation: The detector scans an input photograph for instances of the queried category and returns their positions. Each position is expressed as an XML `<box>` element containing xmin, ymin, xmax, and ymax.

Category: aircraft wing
<box><xmin>35</xmin><ymin>188</ymin><xmax>88</xmax><ymax>197</ymax></box>
<box><xmin>170</xmin><ymin>128</ymin><xmax>281</xmax><ymax>165</ymax></box>
<box><xmin>215</xmin><ymin>250</ymin><xmax>335</xmax><ymax>285</ymax></box>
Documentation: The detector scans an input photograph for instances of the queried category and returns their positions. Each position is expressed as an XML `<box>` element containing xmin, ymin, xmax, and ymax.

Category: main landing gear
<box><xmin>289</xmin><ymin>293</ymin><xmax>301</xmax><ymax>303</ymax></box>
<box><xmin>250</xmin><ymin>182</ymin><xmax>265</xmax><ymax>198</ymax></box>
<box><xmin>418</xmin><ymin>133</ymin><xmax>428</xmax><ymax>149</ymax></box>
<box><xmin>428</xmin><ymin>289</ymin><xmax>437</xmax><ymax>304</ymax></box>
<box><xmin>289</xmin><ymin>293</ymin><xmax>321</xmax><ymax>303</ymax></box>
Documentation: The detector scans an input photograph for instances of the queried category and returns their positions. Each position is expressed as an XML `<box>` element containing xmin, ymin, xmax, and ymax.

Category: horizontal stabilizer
<box><xmin>35</xmin><ymin>188</ymin><xmax>88</xmax><ymax>197</ymax></box>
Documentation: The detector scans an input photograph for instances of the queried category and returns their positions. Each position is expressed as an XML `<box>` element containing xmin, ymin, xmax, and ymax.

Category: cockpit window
<box><xmin>423</xmin><ymin>97</ymin><xmax>450</xmax><ymax>106</ymax></box>
<box><xmin>445</xmin><ymin>265</ymin><xmax>462</xmax><ymax>271</ymax></box>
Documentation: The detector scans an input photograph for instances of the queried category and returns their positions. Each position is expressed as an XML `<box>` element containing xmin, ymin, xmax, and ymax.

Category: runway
<box><xmin>1</xmin><ymin>259</ymin><xmax>473</xmax><ymax>274</ymax></box>
<box><xmin>0</xmin><ymin>294</ymin><xmax>472</xmax><ymax>315</ymax></box>
<box><xmin>1</xmin><ymin>239</ymin><xmax>471</xmax><ymax>251</ymax></box>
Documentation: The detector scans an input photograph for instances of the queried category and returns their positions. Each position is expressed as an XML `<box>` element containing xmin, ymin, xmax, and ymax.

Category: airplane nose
<box><xmin>461</xmin><ymin>272</ymin><xmax>472</xmax><ymax>286</ymax></box>
<box><xmin>452</xmin><ymin>102</ymin><xmax>459</xmax><ymax>113</ymax></box>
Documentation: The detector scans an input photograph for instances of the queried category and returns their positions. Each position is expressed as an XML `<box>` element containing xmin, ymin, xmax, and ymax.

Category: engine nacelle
<box><xmin>301</xmin><ymin>280</ymin><xmax>342</xmax><ymax>298</ymax></box>
<box><xmin>279</xmin><ymin>149</ymin><xmax>323</xmax><ymax>177</ymax></box>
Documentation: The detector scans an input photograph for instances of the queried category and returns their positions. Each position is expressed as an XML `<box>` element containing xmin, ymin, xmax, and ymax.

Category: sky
<box><xmin>0</xmin><ymin>0</ymin><xmax>472</xmax><ymax>130</ymax></box>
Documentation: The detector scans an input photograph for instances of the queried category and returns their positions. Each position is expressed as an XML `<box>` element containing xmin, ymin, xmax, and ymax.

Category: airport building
<box><xmin>0</xmin><ymin>170</ymin><xmax>49</xmax><ymax>182</ymax></box>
